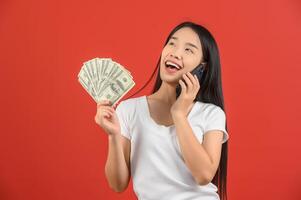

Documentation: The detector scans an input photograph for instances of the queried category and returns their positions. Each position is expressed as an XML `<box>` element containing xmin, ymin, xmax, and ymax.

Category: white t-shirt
<box><xmin>115</xmin><ymin>95</ymin><xmax>229</xmax><ymax>200</ymax></box>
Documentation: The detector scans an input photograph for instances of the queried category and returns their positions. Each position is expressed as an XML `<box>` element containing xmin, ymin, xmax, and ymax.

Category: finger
<box><xmin>97</xmin><ymin>100</ymin><xmax>109</xmax><ymax>107</ymax></box>
<box><xmin>97</xmin><ymin>105</ymin><xmax>111</xmax><ymax>112</ymax></box>
<box><xmin>97</xmin><ymin>100</ymin><xmax>111</xmax><ymax>108</ymax></box>
<box><xmin>182</xmin><ymin>73</ymin><xmax>193</xmax><ymax>93</ymax></box>
<box><xmin>112</xmin><ymin>102</ymin><xmax>119</xmax><ymax>109</ymax></box>
<box><xmin>101</xmin><ymin>107</ymin><xmax>114</xmax><ymax>115</ymax></box>
<box><xmin>194</xmin><ymin>74</ymin><xmax>200</xmax><ymax>91</ymax></box>
<box><xmin>97</xmin><ymin>99</ymin><xmax>110</xmax><ymax>105</ymax></box>
<box><xmin>187</xmin><ymin>72</ymin><xmax>197</xmax><ymax>87</ymax></box>
<box><xmin>107</xmin><ymin>106</ymin><xmax>115</xmax><ymax>112</ymax></box>
<box><xmin>102</xmin><ymin>110</ymin><xmax>112</xmax><ymax>118</ymax></box>
<box><xmin>179</xmin><ymin>79</ymin><xmax>186</xmax><ymax>94</ymax></box>
<box><xmin>187</xmin><ymin>72</ymin><xmax>198</xmax><ymax>92</ymax></box>
<box><xmin>187</xmin><ymin>73</ymin><xmax>199</xmax><ymax>92</ymax></box>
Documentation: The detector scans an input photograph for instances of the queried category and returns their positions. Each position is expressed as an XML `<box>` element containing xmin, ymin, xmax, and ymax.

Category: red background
<box><xmin>0</xmin><ymin>0</ymin><xmax>300</xmax><ymax>199</ymax></box>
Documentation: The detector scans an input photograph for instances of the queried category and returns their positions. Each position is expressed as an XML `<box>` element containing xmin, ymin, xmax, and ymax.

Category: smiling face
<box><xmin>160</xmin><ymin>27</ymin><xmax>204</xmax><ymax>85</ymax></box>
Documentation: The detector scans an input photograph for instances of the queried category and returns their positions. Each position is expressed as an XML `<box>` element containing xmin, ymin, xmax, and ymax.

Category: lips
<box><xmin>164</xmin><ymin>60</ymin><xmax>182</xmax><ymax>70</ymax></box>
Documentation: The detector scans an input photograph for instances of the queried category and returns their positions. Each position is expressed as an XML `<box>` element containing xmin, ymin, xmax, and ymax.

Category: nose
<box><xmin>170</xmin><ymin>47</ymin><xmax>182</xmax><ymax>60</ymax></box>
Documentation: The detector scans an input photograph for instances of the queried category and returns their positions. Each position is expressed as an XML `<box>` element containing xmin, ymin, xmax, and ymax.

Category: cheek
<box><xmin>185</xmin><ymin>58</ymin><xmax>200</xmax><ymax>70</ymax></box>
<box><xmin>160</xmin><ymin>47</ymin><xmax>169</xmax><ymax>65</ymax></box>
<box><xmin>161</xmin><ymin>47</ymin><xmax>169</xmax><ymax>58</ymax></box>
<box><xmin>188</xmin><ymin>55</ymin><xmax>202</xmax><ymax>67</ymax></box>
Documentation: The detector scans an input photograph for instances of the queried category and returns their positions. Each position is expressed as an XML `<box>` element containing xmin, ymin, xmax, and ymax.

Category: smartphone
<box><xmin>176</xmin><ymin>64</ymin><xmax>205</xmax><ymax>99</ymax></box>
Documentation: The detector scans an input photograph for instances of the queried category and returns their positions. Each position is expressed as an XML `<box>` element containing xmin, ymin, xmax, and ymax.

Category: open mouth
<box><xmin>165</xmin><ymin>61</ymin><xmax>182</xmax><ymax>71</ymax></box>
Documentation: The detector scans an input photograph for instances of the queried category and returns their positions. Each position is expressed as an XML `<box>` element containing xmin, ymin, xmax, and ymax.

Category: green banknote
<box><xmin>78</xmin><ymin>58</ymin><xmax>135</xmax><ymax>106</ymax></box>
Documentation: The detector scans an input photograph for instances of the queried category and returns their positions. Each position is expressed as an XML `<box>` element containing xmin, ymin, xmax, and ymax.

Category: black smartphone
<box><xmin>176</xmin><ymin>64</ymin><xmax>205</xmax><ymax>99</ymax></box>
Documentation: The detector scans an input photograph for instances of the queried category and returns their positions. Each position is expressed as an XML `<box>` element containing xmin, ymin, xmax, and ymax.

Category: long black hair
<box><xmin>127</xmin><ymin>21</ymin><xmax>229</xmax><ymax>200</ymax></box>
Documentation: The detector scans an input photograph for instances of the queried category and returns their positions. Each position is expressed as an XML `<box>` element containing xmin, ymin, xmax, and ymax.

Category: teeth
<box><xmin>166</xmin><ymin>61</ymin><xmax>181</xmax><ymax>69</ymax></box>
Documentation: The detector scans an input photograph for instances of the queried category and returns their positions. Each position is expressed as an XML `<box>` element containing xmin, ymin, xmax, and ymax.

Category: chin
<box><xmin>160</xmin><ymin>73</ymin><xmax>180</xmax><ymax>86</ymax></box>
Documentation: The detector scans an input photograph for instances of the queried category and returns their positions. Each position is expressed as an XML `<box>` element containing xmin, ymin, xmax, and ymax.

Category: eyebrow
<box><xmin>170</xmin><ymin>36</ymin><xmax>199</xmax><ymax>50</ymax></box>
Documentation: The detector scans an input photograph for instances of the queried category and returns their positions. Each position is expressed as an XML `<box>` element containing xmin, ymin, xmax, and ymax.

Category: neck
<box><xmin>151</xmin><ymin>81</ymin><xmax>177</xmax><ymax>105</ymax></box>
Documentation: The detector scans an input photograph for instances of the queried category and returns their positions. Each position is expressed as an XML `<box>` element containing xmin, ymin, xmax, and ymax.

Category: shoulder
<box><xmin>196</xmin><ymin>101</ymin><xmax>226</xmax><ymax>119</ymax></box>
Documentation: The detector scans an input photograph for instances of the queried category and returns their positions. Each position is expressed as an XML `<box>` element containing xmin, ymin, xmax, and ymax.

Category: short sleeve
<box><xmin>115</xmin><ymin>101</ymin><xmax>131</xmax><ymax>140</ymax></box>
<box><xmin>204</xmin><ymin>106</ymin><xmax>229</xmax><ymax>144</ymax></box>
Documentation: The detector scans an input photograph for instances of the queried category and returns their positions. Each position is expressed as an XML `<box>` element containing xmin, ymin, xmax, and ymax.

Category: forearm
<box><xmin>172</xmin><ymin>115</ymin><xmax>213</xmax><ymax>185</ymax></box>
<box><xmin>105</xmin><ymin>134</ymin><xmax>129</xmax><ymax>192</ymax></box>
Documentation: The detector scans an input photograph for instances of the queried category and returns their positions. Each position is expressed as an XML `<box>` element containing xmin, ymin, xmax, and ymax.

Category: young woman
<box><xmin>95</xmin><ymin>21</ymin><xmax>229</xmax><ymax>200</ymax></box>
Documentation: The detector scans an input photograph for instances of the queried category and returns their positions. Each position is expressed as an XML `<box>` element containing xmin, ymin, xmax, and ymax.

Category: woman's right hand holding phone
<box><xmin>95</xmin><ymin>100</ymin><xmax>121</xmax><ymax>136</ymax></box>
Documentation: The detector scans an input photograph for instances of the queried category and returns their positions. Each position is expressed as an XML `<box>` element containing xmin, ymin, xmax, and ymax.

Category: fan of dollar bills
<box><xmin>77</xmin><ymin>58</ymin><xmax>135</xmax><ymax>106</ymax></box>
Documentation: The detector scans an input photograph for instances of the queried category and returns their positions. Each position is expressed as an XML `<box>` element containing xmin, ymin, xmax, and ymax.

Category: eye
<box><xmin>185</xmin><ymin>48</ymin><xmax>193</xmax><ymax>54</ymax></box>
<box><xmin>168</xmin><ymin>41</ymin><xmax>175</xmax><ymax>46</ymax></box>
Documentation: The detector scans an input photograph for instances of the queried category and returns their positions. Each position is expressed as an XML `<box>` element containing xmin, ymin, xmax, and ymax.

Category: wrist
<box><xmin>108</xmin><ymin>133</ymin><xmax>121</xmax><ymax>141</ymax></box>
<box><xmin>171</xmin><ymin>112</ymin><xmax>186</xmax><ymax>121</ymax></box>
